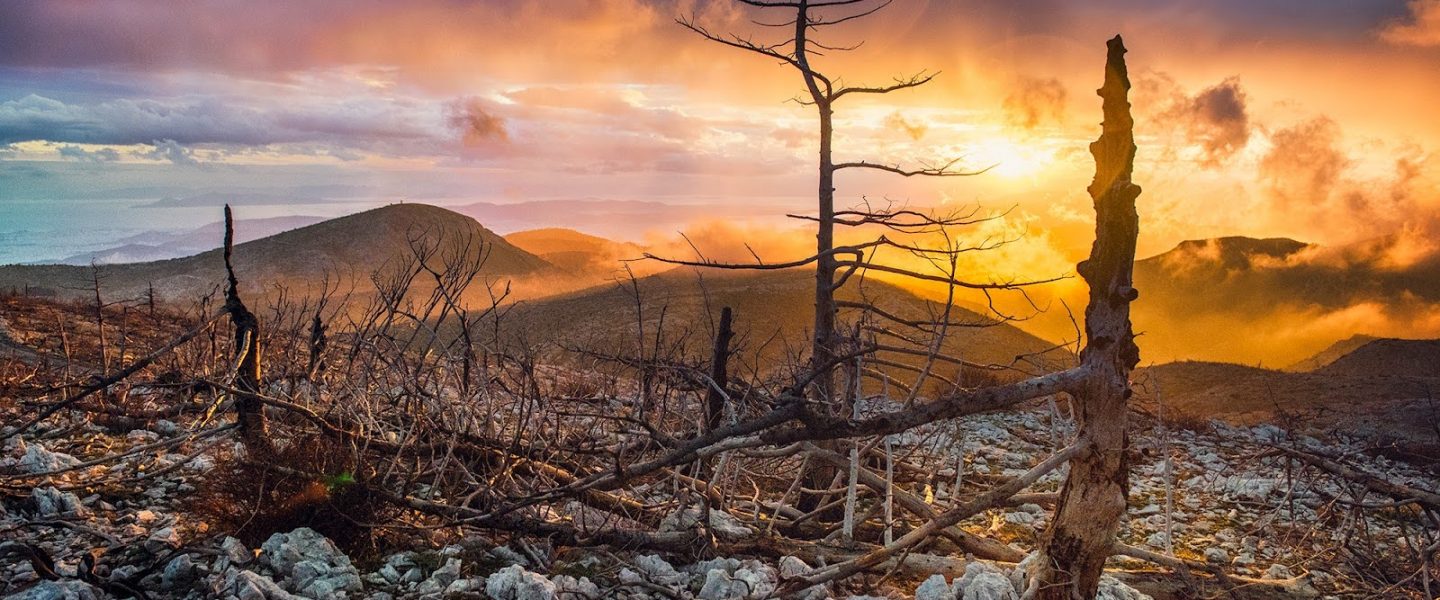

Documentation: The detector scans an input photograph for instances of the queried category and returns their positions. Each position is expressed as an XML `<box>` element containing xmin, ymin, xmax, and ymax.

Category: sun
<box><xmin>969</xmin><ymin>137</ymin><xmax>1048</xmax><ymax>178</ymax></box>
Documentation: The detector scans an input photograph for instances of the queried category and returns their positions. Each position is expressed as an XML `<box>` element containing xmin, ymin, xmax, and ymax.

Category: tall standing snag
<box><xmin>1032</xmin><ymin>35</ymin><xmax>1142</xmax><ymax>599</ymax></box>
<box><xmin>223</xmin><ymin>204</ymin><xmax>268</xmax><ymax>453</ymax></box>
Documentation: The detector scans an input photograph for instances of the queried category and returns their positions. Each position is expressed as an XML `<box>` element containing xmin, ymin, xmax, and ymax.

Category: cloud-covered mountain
<box><xmin>1131</xmin><ymin>233</ymin><xmax>1440</xmax><ymax>366</ymax></box>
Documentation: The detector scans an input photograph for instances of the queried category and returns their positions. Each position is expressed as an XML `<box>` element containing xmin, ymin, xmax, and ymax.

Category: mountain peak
<box><xmin>1169</xmin><ymin>236</ymin><xmax>1309</xmax><ymax>258</ymax></box>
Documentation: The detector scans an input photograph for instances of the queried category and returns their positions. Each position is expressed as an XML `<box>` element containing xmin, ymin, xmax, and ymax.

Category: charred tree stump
<box><xmin>307</xmin><ymin>311</ymin><xmax>327</xmax><ymax>381</ymax></box>
<box><xmin>705</xmin><ymin>306</ymin><xmax>734</xmax><ymax>434</ymax></box>
<box><xmin>223</xmin><ymin>205</ymin><xmax>269</xmax><ymax>454</ymax></box>
<box><xmin>1033</xmin><ymin>35</ymin><xmax>1143</xmax><ymax>599</ymax></box>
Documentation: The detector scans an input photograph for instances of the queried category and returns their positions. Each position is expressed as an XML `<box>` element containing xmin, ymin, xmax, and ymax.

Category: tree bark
<box><xmin>1033</xmin><ymin>35</ymin><xmax>1143</xmax><ymax>600</ymax></box>
<box><xmin>223</xmin><ymin>205</ymin><xmax>269</xmax><ymax>454</ymax></box>
<box><xmin>705</xmin><ymin>306</ymin><xmax>734</xmax><ymax>433</ymax></box>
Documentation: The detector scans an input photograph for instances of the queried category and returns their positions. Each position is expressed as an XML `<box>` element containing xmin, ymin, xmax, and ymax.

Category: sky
<box><xmin>2</xmin><ymin>0</ymin><xmax>1440</xmax><ymax>361</ymax></box>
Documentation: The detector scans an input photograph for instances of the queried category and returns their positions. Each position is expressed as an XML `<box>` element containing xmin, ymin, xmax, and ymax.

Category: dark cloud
<box><xmin>138</xmin><ymin>139</ymin><xmax>201</xmax><ymax>167</ymax></box>
<box><xmin>56</xmin><ymin>144</ymin><xmax>120</xmax><ymax>162</ymax></box>
<box><xmin>883</xmin><ymin>112</ymin><xmax>928</xmax><ymax>141</ymax></box>
<box><xmin>1002</xmin><ymin>77</ymin><xmax>1066</xmax><ymax>131</ymax></box>
<box><xmin>1381</xmin><ymin>0</ymin><xmax>1440</xmax><ymax>47</ymax></box>
<box><xmin>446</xmin><ymin>98</ymin><xmax>509</xmax><ymax>148</ymax></box>
<box><xmin>0</xmin><ymin>93</ymin><xmax>449</xmax><ymax>152</ymax></box>
<box><xmin>1161</xmin><ymin>77</ymin><xmax>1251</xmax><ymax>167</ymax></box>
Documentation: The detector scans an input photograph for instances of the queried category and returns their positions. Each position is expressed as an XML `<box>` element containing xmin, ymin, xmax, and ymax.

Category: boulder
<box><xmin>259</xmin><ymin>528</ymin><xmax>362</xmax><ymax>599</ymax></box>
<box><xmin>32</xmin><ymin>486</ymin><xmax>87</xmax><ymax>517</ymax></box>
<box><xmin>2</xmin><ymin>581</ymin><xmax>103</xmax><ymax>600</ymax></box>
<box><xmin>162</xmin><ymin>554</ymin><xmax>197</xmax><ymax>589</ymax></box>
<box><xmin>19</xmin><ymin>445</ymin><xmax>80</xmax><ymax>474</ymax></box>
<box><xmin>1095</xmin><ymin>575</ymin><xmax>1153</xmax><ymax>600</ymax></box>
<box><xmin>953</xmin><ymin>561</ymin><xmax>1016</xmax><ymax>600</ymax></box>
<box><xmin>485</xmin><ymin>564</ymin><xmax>558</xmax><ymax>600</ymax></box>
<box><xmin>229</xmin><ymin>569</ymin><xmax>302</xmax><ymax>600</ymax></box>
<box><xmin>915</xmin><ymin>574</ymin><xmax>956</xmax><ymax>600</ymax></box>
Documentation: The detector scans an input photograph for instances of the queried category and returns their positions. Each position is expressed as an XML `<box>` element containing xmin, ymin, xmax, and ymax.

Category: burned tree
<box><xmin>223</xmin><ymin>204</ymin><xmax>267</xmax><ymax>453</ymax></box>
<box><xmin>1030</xmin><ymin>35</ymin><xmax>1143</xmax><ymax>599</ymax></box>
<box><xmin>667</xmin><ymin>0</ymin><xmax>1045</xmax><ymax>507</ymax></box>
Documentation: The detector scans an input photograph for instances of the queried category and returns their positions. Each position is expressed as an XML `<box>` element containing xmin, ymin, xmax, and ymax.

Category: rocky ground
<box><xmin>3</xmin><ymin>399</ymin><xmax>1433</xmax><ymax>600</ymax></box>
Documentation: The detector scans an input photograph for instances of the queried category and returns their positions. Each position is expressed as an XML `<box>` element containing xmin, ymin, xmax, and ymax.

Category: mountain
<box><xmin>1319</xmin><ymin>338</ymin><xmax>1440</xmax><ymax>378</ymax></box>
<box><xmin>54</xmin><ymin>215</ymin><xmax>327</xmax><ymax>265</ymax></box>
<box><xmin>1130</xmin><ymin>234</ymin><xmax>1440</xmax><ymax>366</ymax></box>
<box><xmin>454</xmin><ymin>199</ymin><xmax>769</xmax><ymax>241</ymax></box>
<box><xmin>0</xmin><ymin>204</ymin><xmax>558</xmax><ymax>304</ymax></box>
<box><xmin>504</xmin><ymin>228</ymin><xmax>666</xmax><ymax>282</ymax></box>
<box><xmin>1285</xmin><ymin>334</ymin><xmax>1378</xmax><ymax>372</ymax></box>
<box><xmin>494</xmin><ymin>268</ymin><xmax>1070</xmax><ymax>387</ymax></box>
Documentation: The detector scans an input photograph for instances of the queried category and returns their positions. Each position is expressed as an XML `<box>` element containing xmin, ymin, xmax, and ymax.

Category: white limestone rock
<box><xmin>19</xmin><ymin>444</ymin><xmax>80</xmax><ymax>474</ymax></box>
<box><xmin>915</xmin><ymin>574</ymin><xmax>957</xmax><ymax>600</ymax></box>
<box><xmin>485</xmin><ymin>564</ymin><xmax>558</xmax><ymax>600</ymax></box>
<box><xmin>258</xmin><ymin>528</ymin><xmax>362</xmax><ymax>599</ymax></box>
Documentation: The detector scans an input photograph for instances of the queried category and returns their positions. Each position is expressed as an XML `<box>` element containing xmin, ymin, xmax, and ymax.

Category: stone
<box><xmin>659</xmin><ymin>504</ymin><xmax>755</xmax><ymax>541</ymax></box>
<box><xmin>2</xmin><ymin>580</ymin><xmax>103</xmax><ymax>600</ymax></box>
<box><xmin>915</xmin><ymin>574</ymin><xmax>957</xmax><ymax>600</ymax></box>
<box><xmin>1095</xmin><ymin>575</ymin><xmax>1153</xmax><ymax>600</ymax></box>
<box><xmin>230</xmin><ymin>569</ymin><xmax>301</xmax><ymax>600</ymax></box>
<box><xmin>147</xmin><ymin>526</ymin><xmax>181</xmax><ymax>549</ymax></box>
<box><xmin>1264</xmin><ymin>563</ymin><xmax>1294</xmax><ymax>580</ymax></box>
<box><xmin>1203</xmin><ymin>547</ymin><xmax>1228</xmax><ymax>564</ymax></box>
<box><xmin>222</xmin><ymin>536</ymin><xmax>253</xmax><ymax>564</ymax></box>
<box><xmin>953</xmin><ymin>561</ymin><xmax>1016</xmax><ymax>600</ymax></box>
<box><xmin>488</xmin><ymin>545</ymin><xmax>530</xmax><ymax>567</ymax></box>
<box><xmin>732</xmin><ymin>561</ymin><xmax>777</xmax><ymax>599</ymax></box>
<box><xmin>549</xmin><ymin>574</ymin><xmax>600</xmax><ymax>599</ymax></box>
<box><xmin>413</xmin><ymin>558</ymin><xmax>462</xmax><ymax>595</ymax></box>
<box><xmin>485</xmin><ymin>564</ymin><xmax>558</xmax><ymax>600</ymax></box>
<box><xmin>778</xmin><ymin>556</ymin><xmax>810</xmax><ymax>579</ymax></box>
<box><xmin>698</xmin><ymin>569</ymin><xmax>742</xmax><ymax>600</ymax></box>
<box><xmin>161</xmin><ymin>554</ymin><xmax>196</xmax><ymax>589</ymax></box>
<box><xmin>632</xmin><ymin>554</ymin><xmax>687</xmax><ymax>587</ymax></box>
<box><xmin>696</xmin><ymin>562</ymin><xmax>776</xmax><ymax>600</ymax></box>
<box><xmin>32</xmin><ymin>486</ymin><xmax>87</xmax><ymax>517</ymax></box>
<box><xmin>127</xmin><ymin>430</ymin><xmax>160</xmax><ymax>444</ymax></box>
<box><xmin>259</xmin><ymin>528</ymin><xmax>362</xmax><ymax>599</ymax></box>
<box><xmin>19</xmin><ymin>444</ymin><xmax>81</xmax><ymax>474</ymax></box>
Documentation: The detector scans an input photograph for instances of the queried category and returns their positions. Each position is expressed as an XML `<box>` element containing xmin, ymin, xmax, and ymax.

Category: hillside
<box><xmin>1319</xmin><ymin>338</ymin><xmax>1440</xmax><ymax>378</ymax></box>
<box><xmin>53</xmin><ymin>215</ymin><xmax>327</xmax><ymax>266</ymax></box>
<box><xmin>504</xmin><ymin>228</ymin><xmax>667</xmax><ymax>282</ymax></box>
<box><xmin>496</xmin><ymin>268</ymin><xmax>1069</xmax><ymax>385</ymax></box>
<box><xmin>0</xmin><ymin>204</ymin><xmax>558</xmax><ymax>305</ymax></box>
<box><xmin>1136</xmin><ymin>360</ymin><xmax>1440</xmax><ymax>443</ymax></box>
<box><xmin>1284</xmin><ymin>334</ymin><xmax>1378</xmax><ymax>371</ymax></box>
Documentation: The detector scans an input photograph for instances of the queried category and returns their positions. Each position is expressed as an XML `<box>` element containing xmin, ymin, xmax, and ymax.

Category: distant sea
<box><xmin>0</xmin><ymin>198</ymin><xmax>385</xmax><ymax>266</ymax></box>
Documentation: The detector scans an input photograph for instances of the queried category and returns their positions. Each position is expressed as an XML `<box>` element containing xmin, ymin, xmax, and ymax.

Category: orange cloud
<box><xmin>1381</xmin><ymin>0</ymin><xmax>1440</xmax><ymax>47</ymax></box>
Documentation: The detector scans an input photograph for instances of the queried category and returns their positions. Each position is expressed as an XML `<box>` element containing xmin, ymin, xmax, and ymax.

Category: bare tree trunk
<box><xmin>803</xmin><ymin>28</ymin><xmax>842</xmax><ymax>513</ymax></box>
<box><xmin>90</xmin><ymin>264</ymin><xmax>108</xmax><ymax>372</ymax></box>
<box><xmin>223</xmin><ymin>205</ymin><xmax>268</xmax><ymax>454</ymax></box>
<box><xmin>306</xmin><ymin>311</ymin><xmax>327</xmax><ymax>381</ymax></box>
<box><xmin>1033</xmin><ymin>35</ymin><xmax>1143</xmax><ymax>600</ymax></box>
<box><xmin>705</xmin><ymin>306</ymin><xmax>734</xmax><ymax>434</ymax></box>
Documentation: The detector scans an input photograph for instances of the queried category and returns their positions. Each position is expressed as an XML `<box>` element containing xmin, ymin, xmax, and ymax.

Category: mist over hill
<box><xmin>1131</xmin><ymin>234</ymin><xmax>1440</xmax><ymax>366</ymax></box>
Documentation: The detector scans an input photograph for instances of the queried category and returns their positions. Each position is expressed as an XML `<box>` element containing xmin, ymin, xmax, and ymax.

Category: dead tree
<box><xmin>667</xmin><ymin>0</ymin><xmax>1041</xmax><ymax>507</ymax></box>
<box><xmin>223</xmin><ymin>205</ymin><xmax>268</xmax><ymax>453</ymax></box>
<box><xmin>705</xmin><ymin>306</ymin><xmax>735</xmax><ymax>434</ymax></box>
<box><xmin>1031</xmin><ymin>35</ymin><xmax>1143</xmax><ymax>599</ymax></box>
